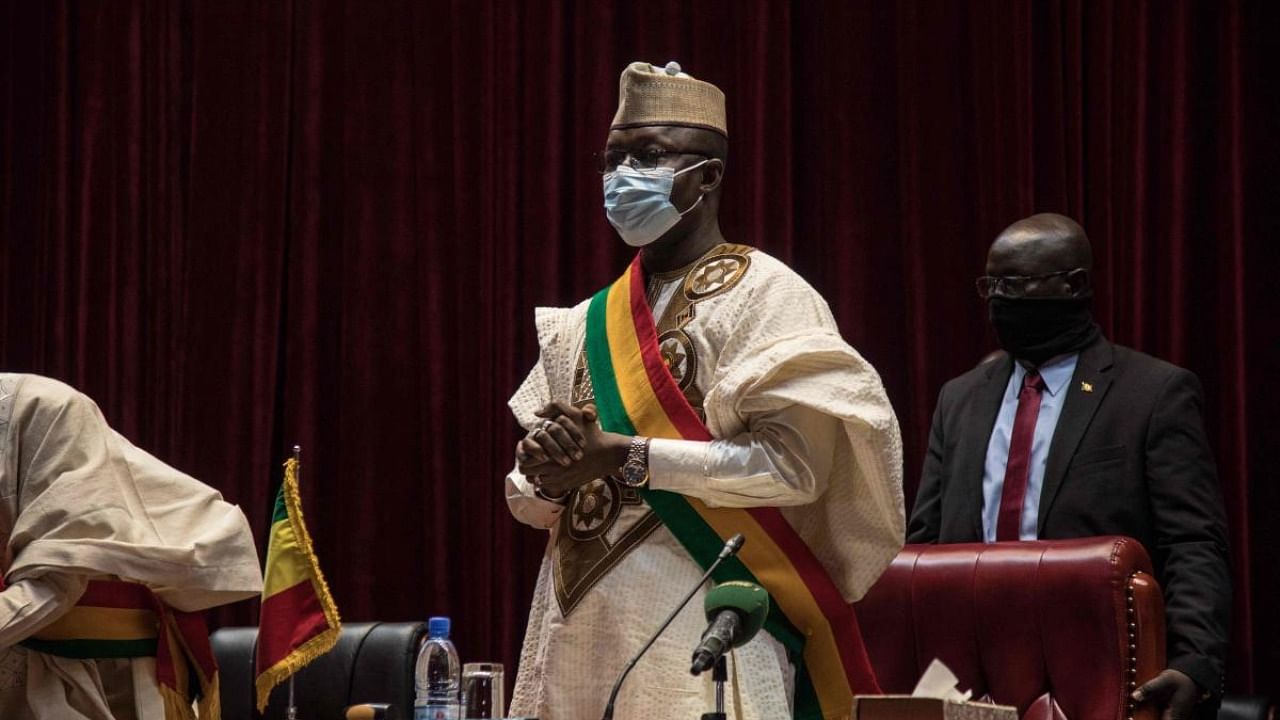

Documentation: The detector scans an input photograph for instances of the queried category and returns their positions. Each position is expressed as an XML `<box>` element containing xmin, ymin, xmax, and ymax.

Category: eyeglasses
<box><xmin>975</xmin><ymin>269</ymin><xmax>1083</xmax><ymax>299</ymax></box>
<box><xmin>594</xmin><ymin>148</ymin><xmax>709</xmax><ymax>174</ymax></box>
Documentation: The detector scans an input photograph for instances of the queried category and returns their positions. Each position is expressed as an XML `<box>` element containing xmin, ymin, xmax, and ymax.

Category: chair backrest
<box><xmin>854</xmin><ymin>537</ymin><xmax>1165</xmax><ymax>720</ymax></box>
<box><xmin>1219</xmin><ymin>696</ymin><xmax>1276</xmax><ymax>720</ymax></box>
<box><xmin>211</xmin><ymin>621</ymin><xmax>427</xmax><ymax>720</ymax></box>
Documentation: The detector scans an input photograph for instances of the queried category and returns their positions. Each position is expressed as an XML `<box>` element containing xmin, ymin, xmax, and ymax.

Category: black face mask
<box><xmin>988</xmin><ymin>296</ymin><xmax>1101</xmax><ymax>365</ymax></box>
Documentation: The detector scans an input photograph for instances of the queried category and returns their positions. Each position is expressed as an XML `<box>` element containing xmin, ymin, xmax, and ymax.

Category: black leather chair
<box><xmin>211</xmin><ymin>622</ymin><xmax>427</xmax><ymax>720</ymax></box>
<box><xmin>1220</xmin><ymin>696</ymin><xmax>1274</xmax><ymax>720</ymax></box>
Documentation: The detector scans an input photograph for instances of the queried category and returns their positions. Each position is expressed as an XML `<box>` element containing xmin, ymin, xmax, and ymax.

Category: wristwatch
<box><xmin>617</xmin><ymin>436</ymin><xmax>651</xmax><ymax>488</ymax></box>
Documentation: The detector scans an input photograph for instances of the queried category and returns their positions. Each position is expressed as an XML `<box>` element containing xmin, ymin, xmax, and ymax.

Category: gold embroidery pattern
<box><xmin>566</xmin><ymin>478</ymin><xmax>622</xmax><ymax>541</ymax></box>
<box><xmin>572</xmin><ymin>352</ymin><xmax>596</xmax><ymax>406</ymax></box>
<box><xmin>684</xmin><ymin>246</ymin><xmax>753</xmax><ymax>301</ymax></box>
<box><xmin>553</xmin><ymin>474</ymin><xmax>657</xmax><ymax>616</ymax></box>
<box><xmin>551</xmin><ymin>243</ymin><xmax>755</xmax><ymax>617</ymax></box>
<box><xmin>657</xmin><ymin>329</ymin><xmax>697</xmax><ymax>390</ymax></box>
<box><xmin>553</xmin><ymin>508</ymin><xmax>662</xmax><ymax>617</ymax></box>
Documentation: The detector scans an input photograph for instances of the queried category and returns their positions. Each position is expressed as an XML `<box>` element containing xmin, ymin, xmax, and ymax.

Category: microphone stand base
<box><xmin>699</xmin><ymin>714</ymin><xmax>727</xmax><ymax>720</ymax></box>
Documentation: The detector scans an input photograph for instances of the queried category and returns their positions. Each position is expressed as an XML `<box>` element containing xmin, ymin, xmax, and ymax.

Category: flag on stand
<box><xmin>254</xmin><ymin>454</ymin><xmax>341</xmax><ymax>711</ymax></box>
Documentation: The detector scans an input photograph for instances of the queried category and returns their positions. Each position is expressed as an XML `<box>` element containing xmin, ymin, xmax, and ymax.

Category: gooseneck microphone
<box><xmin>599</xmin><ymin>533</ymin><xmax>746</xmax><ymax>720</ymax></box>
<box><xmin>689</xmin><ymin>581</ymin><xmax>770</xmax><ymax>675</ymax></box>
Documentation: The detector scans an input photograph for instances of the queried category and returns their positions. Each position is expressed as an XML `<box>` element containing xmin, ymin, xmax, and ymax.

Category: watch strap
<box><xmin>626</xmin><ymin>436</ymin><xmax>650</xmax><ymax>468</ymax></box>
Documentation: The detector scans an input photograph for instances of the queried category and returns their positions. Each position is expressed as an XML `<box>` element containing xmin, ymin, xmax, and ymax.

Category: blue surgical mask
<box><xmin>602</xmin><ymin>159</ymin><xmax>708</xmax><ymax>247</ymax></box>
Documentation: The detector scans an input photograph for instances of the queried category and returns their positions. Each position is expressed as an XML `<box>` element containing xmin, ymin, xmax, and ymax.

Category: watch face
<box><xmin>620</xmin><ymin>460</ymin><xmax>648</xmax><ymax>488</ymax></box>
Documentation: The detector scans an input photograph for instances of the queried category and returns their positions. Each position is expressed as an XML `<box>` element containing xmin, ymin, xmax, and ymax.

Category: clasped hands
<box><xmin>515</xmin><ymin>401</ymin><xmax>632</xmax><ymax>497</ymax></box>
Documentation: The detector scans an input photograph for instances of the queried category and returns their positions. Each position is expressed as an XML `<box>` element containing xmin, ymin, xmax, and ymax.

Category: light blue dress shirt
<box><xmin>981</xmin><ymin>353</ymin><xmax>1079</xmax><ymax>542</ymax></box>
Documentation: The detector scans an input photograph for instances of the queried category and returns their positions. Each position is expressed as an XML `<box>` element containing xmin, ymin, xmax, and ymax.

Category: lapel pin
<box><xmin>1080</xmin><ymin>381</ymin><xmax>1094</xmax><ymax>393</ymax></box>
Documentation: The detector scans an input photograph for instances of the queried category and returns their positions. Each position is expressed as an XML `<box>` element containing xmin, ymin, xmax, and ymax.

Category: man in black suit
<box><xmin>907</xmin><ymin>213</ymin><xmax>1230</xmax><ymax>719</ymax></box>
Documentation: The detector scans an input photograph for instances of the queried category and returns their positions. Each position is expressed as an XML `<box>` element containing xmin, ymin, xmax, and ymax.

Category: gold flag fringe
<box><xmin>160</xmin><ymin>684</ymin><xmax>196</xmax><ymax>720</ymax></box>
<box><xmin>156</xmin><ymin>676</ymin><xmax>222</xmax><ymax>720</ymax></box>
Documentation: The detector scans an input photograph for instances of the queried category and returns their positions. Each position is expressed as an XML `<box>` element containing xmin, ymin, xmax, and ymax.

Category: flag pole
<box><xmin>287</xmin><ymin>444</ymin><xmax>301</xmax><ymax>720</ymax></box>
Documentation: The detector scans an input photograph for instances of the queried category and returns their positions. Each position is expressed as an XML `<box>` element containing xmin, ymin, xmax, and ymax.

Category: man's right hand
<box><xmin>1132</xmin><ymin>669</ymin><xmax>1202</xmax><ymax>720</ymax></box>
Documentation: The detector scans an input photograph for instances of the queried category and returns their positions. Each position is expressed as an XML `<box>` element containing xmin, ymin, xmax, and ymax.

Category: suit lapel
<box><xmin>1037</xmin><ymin>340</ymin><xmax>1115</xmax><ymax>533</ymax></box>
<box><xmin>954</xmin><ymin>355</ymin><xmax>1012</xmax><ymax>540</ymax></box>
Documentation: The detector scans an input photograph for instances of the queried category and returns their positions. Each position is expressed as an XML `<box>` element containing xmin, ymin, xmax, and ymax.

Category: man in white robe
<box><xmin>0</xmin><ymin>373</ymin><xmax>263</xmax><ymax>719</ymax></box>
<box><xmin>505</xmin><ymin>62</ymin><xmax>905</xmax><ymax>720</ymax></box>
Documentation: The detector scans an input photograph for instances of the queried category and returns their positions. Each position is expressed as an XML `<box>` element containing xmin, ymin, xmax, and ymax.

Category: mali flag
<box><xmin>254</xmin><ymin>455</ymin><xmax>341</xmax><ymax>711</ymax></box>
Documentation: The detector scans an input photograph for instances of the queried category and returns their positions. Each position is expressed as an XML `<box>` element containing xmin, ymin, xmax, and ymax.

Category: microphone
<box><xmin>689</xmin><ymin>581</ymin><xmax>770</xmax><ymax>675</ymax></box>
<box><xmin>600</xmin><ymin>533</ymin><xmax>746</xmax><ymax>720</ymax></box>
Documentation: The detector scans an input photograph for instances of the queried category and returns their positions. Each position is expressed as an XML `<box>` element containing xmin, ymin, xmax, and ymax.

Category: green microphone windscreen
<box><xmin>703</xmin><ymin>580</ymin><xmax>769</xmax><ymax>645</ymax></box>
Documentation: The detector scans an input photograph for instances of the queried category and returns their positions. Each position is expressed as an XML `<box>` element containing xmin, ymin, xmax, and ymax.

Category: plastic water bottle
<box><xmin>414</xmin><ymin>616</ymin><xmax>461</xmax><ymax>720</ymax></box>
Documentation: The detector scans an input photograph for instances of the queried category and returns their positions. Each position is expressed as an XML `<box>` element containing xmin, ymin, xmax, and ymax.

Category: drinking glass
<box><xmin>461</xmin><ymin>662</ymin><xmax>504</xmax><ymax>719</ymax></box>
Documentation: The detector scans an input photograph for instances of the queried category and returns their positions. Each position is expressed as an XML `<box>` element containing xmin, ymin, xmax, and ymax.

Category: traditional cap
<box><xmin>610</xmin><ymin>61</ymin><xmax>727</xmax><ymax>137</ymax></box>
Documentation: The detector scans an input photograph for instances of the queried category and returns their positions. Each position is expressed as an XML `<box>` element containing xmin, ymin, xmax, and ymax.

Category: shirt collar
<box><xmin>1013</xmin><ymin>353</ymin><xmax>1079</xmax><ymax>397</ymax></box>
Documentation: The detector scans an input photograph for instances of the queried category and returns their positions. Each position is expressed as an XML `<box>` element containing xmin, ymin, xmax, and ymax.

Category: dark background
<box><xmin>2</xmin><ymin>0</ymin><xmax>1275</xmax><ymax>695</ymax></box>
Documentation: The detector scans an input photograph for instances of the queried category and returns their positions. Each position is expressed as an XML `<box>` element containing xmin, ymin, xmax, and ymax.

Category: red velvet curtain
<box><xmin>1</xmin><ymin>0</ymin><xmax>1274</xmax><ymax>695</ymax></box>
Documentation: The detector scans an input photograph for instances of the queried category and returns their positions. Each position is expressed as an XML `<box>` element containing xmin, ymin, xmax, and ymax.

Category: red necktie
<box><xmin>996</xmin><ymin>370</ymin><xmax>1045</xmax><ymax>541</ymax></box>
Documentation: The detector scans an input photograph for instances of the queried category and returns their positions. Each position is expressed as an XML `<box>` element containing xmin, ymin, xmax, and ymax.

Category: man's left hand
<box><xmin>1132</xmin><ymin>668</ymin><xmax>1202</xmax><ymax>720</ymax></box>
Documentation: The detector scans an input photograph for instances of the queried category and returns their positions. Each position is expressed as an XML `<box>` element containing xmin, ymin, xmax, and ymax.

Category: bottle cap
<box><xmin>427</xmin><ymin>616</ymin><xmax>451</xmax><ymax>638</ymax></box>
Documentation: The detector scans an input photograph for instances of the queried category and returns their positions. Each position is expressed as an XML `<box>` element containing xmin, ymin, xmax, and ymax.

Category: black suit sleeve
<box><xmin>907</xmin><ymin>384</ymin><xmax>948</xmax><ymax>543</ymax></box>
<box><xmin>1145</xmin><ymin>369</ymin><xmax>1231</xmax><ymax>697</ymax></box>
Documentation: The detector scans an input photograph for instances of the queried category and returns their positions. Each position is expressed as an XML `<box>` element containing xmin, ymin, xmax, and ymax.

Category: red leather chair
<box><xmin>855</xmin><ymin>537</ymin><xmax>1165</xmax><ymax>720</ymax></box>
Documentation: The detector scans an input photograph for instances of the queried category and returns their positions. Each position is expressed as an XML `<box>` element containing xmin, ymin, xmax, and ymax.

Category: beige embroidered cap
<box><xmin>610</xmin><ymin>61</ymin><xmax>727</xmax><ymax>137</ymax></box>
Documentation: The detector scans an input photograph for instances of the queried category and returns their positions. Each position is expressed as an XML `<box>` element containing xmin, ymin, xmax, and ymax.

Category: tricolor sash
<box><xmin>21</xmin><ymin>580</ymin><xmax>221</xmax><ymax>720</ymax></box>
<box><xmin>584</xmin><ymin>255</ymin><xmax>880</xmax><ymax>720</ymax></box>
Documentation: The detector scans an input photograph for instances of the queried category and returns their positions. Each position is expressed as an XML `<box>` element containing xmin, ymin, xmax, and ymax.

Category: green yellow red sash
<box><xmin>584</xmin><ymin>255</ymin><xmax>880</xmax><ymax>720</ymax></box>
<box><xmin>21</xmin><ymin>580</ymin><xmax>220</xmax><ymax>720</ymax></box>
